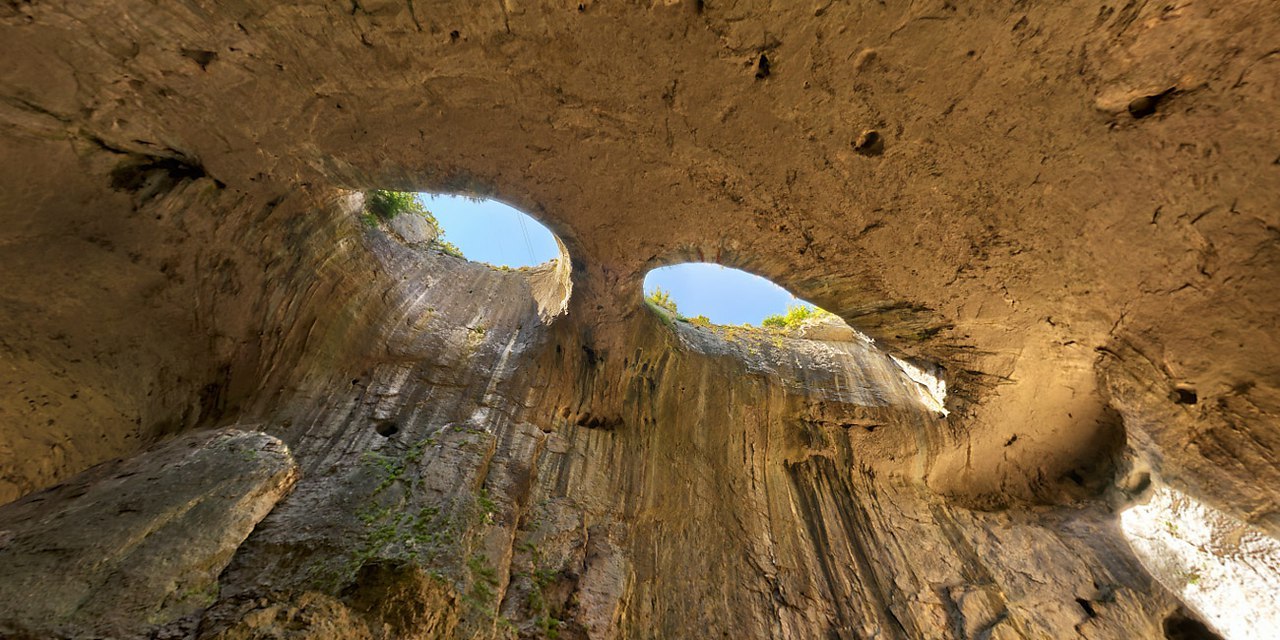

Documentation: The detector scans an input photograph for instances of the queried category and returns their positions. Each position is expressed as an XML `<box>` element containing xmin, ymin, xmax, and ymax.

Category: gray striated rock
<box><xmin>184</xmin><ymin>224</ymin><xmax>1184</xmax><ymax>639</ymax></box>
<box><xmin>0</xmin><ymin>429</ymin><xmax>298</xmax><ymax>639</ymax></box>
<box><xmin>386</xmin><ymin>212</ymin><xmax>440</xmax><ymax>248</ymax></box>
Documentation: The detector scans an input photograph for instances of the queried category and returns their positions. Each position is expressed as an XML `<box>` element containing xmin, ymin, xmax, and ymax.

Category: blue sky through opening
<box><xmin>418</xmin><ymin>194</ymin><xmax>808</xmax><ymax>325</ymax></box>
<box><xmin>418</xmin><ymin>193</ymin><xmax>560</xmax><ymax>267</ymax></box>
<box><xmin>644</xmin><ymin>263</ymin><xmax>813</xmax><ymax>326</ymax></box>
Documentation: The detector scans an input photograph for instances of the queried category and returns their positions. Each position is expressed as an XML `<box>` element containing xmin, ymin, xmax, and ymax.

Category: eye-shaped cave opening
<box><xmin>359</xmin><ymin>190</ymin><xmax>572</xmax><ymax>318</ymax></box>
<box><xmin>363</xmin><ymin>191</ymin><xmax>562</xmax><ymax>267</ymax></box>
<box><xmin>643</xmin><ymin>262</ymin><xmax>841</xmax><ymax>329</ymax></box>
<box><xmin>642</xmin><ymin>262</ymin><xmax>948</xmax><ymax>415</ymax></box>
<box><xmin>417</xmin><ymin>193</ymin><xmax>561</xmax><ymax>268</ymax></box>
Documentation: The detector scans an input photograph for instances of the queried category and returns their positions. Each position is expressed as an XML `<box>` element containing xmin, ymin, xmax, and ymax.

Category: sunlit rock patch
<box><xmin>890</xmin><ymin>355</ymin><xmax>948</xmax><ymax>416</ymax></box>
<box><xmin>1122</xmin><ymin>484</ymin><xmax>1280</xmax><ymax>639</ymax></box>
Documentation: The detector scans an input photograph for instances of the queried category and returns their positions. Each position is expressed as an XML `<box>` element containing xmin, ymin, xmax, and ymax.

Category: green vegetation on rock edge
<box><xmin>364</xmin><ymin>190</ymin><xmax>465</xmax><ymax>258</ymax></box>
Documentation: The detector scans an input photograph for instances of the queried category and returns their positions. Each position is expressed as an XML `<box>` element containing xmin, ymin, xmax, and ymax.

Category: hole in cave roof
<box><xmin>642</xmin><ymin>262</ymin><xmax>949</xmax><ymax>415</ymax></box>
<box><xmin>419</xmin><ymin>193</ymin><xmax>560</xmax><ymax>268</ymax></box>
<box><xmin>360</xmin><ymin>190</ymin><xmax>571</xmax><ymax>319</ymax></box>
<box><xmin>642</xmin><ymin>262</ymin><xmax>825</xmax><ymax>327</ymax></box>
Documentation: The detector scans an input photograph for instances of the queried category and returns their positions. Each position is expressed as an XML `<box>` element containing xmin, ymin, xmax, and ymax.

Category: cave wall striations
<box><xmin>2</xmin><ymin>0</ymin><xmax>1277</xmax><ymax>638</ymax></box>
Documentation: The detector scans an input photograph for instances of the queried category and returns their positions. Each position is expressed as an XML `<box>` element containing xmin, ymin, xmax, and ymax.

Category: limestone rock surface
<box><xmin>387</xmin><ymin>212</ymin><xmax>440</xmax><ymax>248</ymax></box>
<box><xmin>0</xmin><ymin>0</ymin><xmax>1275</xmax><ymax>637</ymax></box>
<box><xmin>0</xmin><ymin>429</ymin><xmax>298</xmax><ymax>639</ymax></box>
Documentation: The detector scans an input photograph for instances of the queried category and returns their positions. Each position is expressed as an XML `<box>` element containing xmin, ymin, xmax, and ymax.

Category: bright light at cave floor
<box><xmin>1120</xmin><ymin>485</ymin><xmax>1280</xmax><ymax>640</ymax></box>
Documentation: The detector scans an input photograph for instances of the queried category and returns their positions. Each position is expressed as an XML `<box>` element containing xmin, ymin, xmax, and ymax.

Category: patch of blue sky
<box><xmin>420</xmin><ymin>195</ymin><xmax>808</xmax><ymax>325</ymax></box>
<box><xmin>418</xmin><ymin>193</ymin><xmax>559</xmax><ymax>267</ymax></box>
<box><xmin>643</xmin><ymin>263</ymin><xmax>813</xmax><ymax>325</ymax></box>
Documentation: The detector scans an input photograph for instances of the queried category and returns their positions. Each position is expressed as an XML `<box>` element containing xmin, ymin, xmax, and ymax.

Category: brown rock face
<box><xmin>0</xmin><ymin>1</ymin><xmax>1275</xmax><ymax>638</ymax></box>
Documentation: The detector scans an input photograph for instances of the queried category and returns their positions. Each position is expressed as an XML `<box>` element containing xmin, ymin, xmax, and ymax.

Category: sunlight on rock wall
<box><xmin>1121</xmin><ymin>485</ymin><xmax>1280</xmax><ymax>640</ymax></box>
<box><xmin>890</xmin><ymin>355</ymin><xmax>948</xmax><ymax>416</ymax></box>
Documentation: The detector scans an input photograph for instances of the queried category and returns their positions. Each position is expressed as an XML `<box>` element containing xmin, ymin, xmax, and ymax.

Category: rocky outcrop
<box><xmin>0</xmin><ymin>429</ymin><xmax>298</xmax><ymax>639</ymax></box>
<box><xmin>386</xmin><ymin>211</ymin><xmax>441</xmax><ymax>248</ymax></box>
<box><xmin>1</xmin><ymin>213</ymin><xmax>1184</xmax><ymax>638</ymax></box>
<box><xmin>1</xmin><ymin>0</ymin><xmax>1276</xmax><ymax>637</ymax></box>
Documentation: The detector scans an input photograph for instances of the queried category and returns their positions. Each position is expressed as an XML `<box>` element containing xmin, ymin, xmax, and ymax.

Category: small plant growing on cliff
<box><xmin>366</xmin><ymin>190</ymin><xmax>420</xmax><ymax>221</ymax></box>
<box><xmin>645</xmin><ymin>287</ymin><xmax>679</xmax><ymax>316</ymax></box>
<box><xmin>761</xmin><ymin>304</ymin><xmax>833</xmax><ymax>330</ymax></box>
<box><xmin>466</xmin><ymin>553</ymin><xmax>499</xmax><ymax>610</ymax></box>
<box><xmin>476</xmin><ymin>487</ymin><xmax>497</xmax><ymax>524</ymax></box>
<box><xmin>436</xmin><ymin>238</ymin><xmax>464</xmax><ymax>258</ymax></box>
<box><xmin>363</xmin><ymin>190</ymin><xmax>467</xmax><ymax>259</ymax></box>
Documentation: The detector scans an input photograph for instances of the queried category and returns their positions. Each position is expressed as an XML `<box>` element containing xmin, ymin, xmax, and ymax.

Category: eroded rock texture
<box><xmin>1</xmin><ymin>1</ymin><xmax>1276</xmax><ymax>638</ymax></box>
<box><xmin>0</xmin><ymin>429</ymin><xmax>297</xmax><ymax>639</ymax></box>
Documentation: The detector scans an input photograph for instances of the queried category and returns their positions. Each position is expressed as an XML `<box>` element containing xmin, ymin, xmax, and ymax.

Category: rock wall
<box><xmin>2</xmin><ymin>0</ymin><xmax>1277</xmax><ymax>637</ymax></box>
<box><xmin>0</xmin><ymin>429</ymin><xmax>298</xmax><ymax>639</ymax></box>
